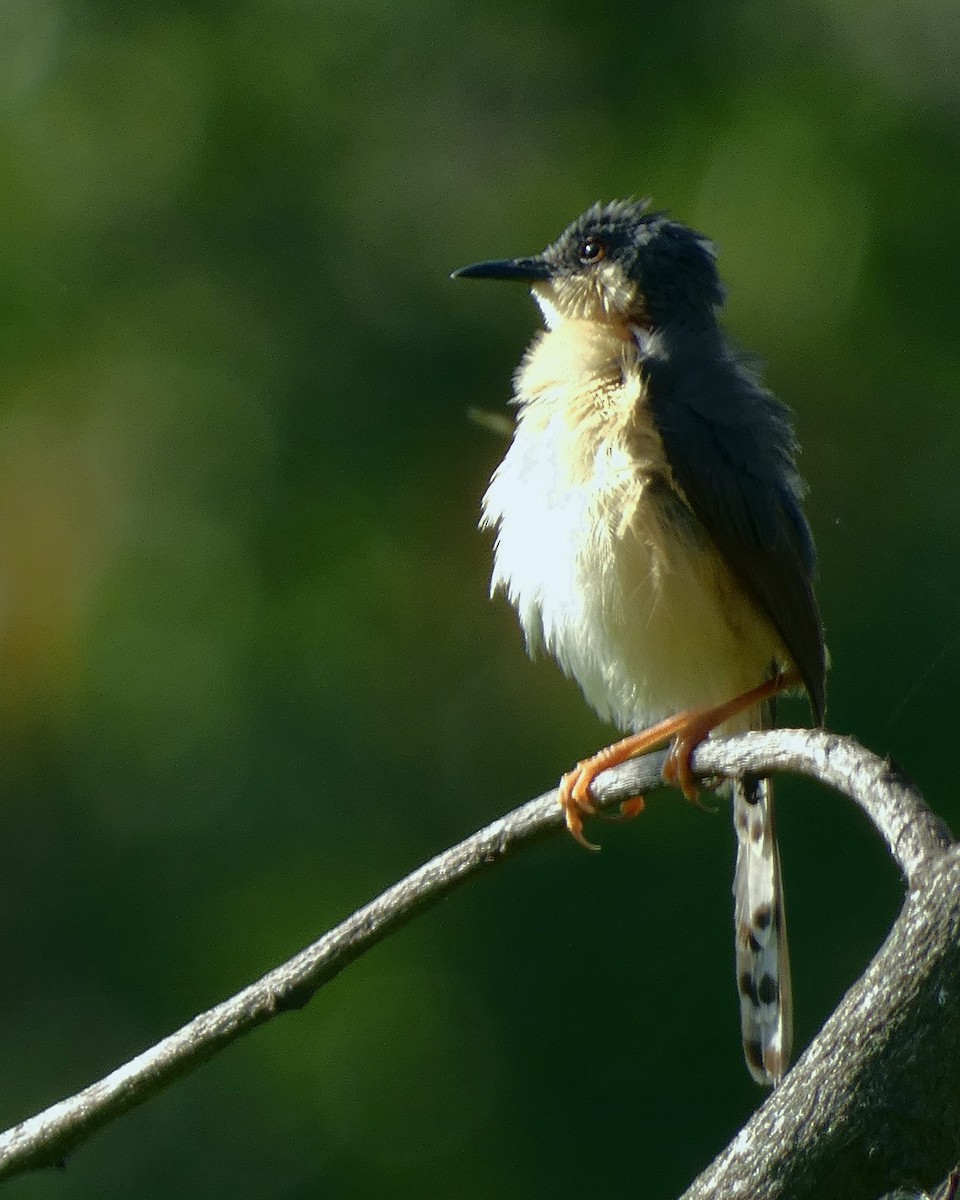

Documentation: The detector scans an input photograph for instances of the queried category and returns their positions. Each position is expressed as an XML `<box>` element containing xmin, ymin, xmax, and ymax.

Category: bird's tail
<box><xmin>732</xmin><ymin>773</ymin><xmax>792</xmax><ymax>1086</ymax></box>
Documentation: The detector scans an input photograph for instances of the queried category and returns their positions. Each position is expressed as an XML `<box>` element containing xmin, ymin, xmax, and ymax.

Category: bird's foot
<box><xmin>662</xmin><ymin>729</ymin><xmax>711</xmax><ymax>804</ymax></box>
<box><xmin>557</xmin><ymin>761</ymin><xmax>604</xmax><ymax>851</ymax></box>
<box><xmin>660</xmin><ymin>747</ymin><xmax>724</xmax><ymax>813</ymax></box>
<box><xmin>556</xmin><ymin>719</ymin><xmax>685</xmax><ymax>850</ymax></box>
<box><xmin>557</xmin><ymin>761</ymin><xmax>648</xmax><ymax>849</ymax></box>
<box><xmin>557</xmin><ymin>670</ymin><xmax>802</xmax><ymax>848</ymax></box>
<box><xmin>662</xmin><ymin>670</ymin><xmax>802</xmax><ymax>802</ymax></box>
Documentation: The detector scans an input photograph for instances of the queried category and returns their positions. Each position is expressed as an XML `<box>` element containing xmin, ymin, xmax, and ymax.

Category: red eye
<box><xmin>579</xmin><ymin>237</ymin><xmax>605</xmax><ymax>264</ymax></box>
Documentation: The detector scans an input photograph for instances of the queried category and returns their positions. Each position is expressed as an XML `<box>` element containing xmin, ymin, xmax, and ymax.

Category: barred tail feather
<box><xmin>733</xmin><ymin>775</ymin><xmax>792</xmax><ymax>1086</ymax></box>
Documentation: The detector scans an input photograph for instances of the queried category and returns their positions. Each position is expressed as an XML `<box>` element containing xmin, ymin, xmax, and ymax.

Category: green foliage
<box><xmin>0</xmin><ymin>1</ymin><xmax>957</xmax><ymax>1195</ymax></box>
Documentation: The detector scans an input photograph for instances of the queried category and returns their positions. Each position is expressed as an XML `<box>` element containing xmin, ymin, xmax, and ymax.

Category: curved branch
<box><xmin>680</xmin><ymin>844</ymin><xmax>960</xmax><ymax>1199</ymax></box>
<box><xmin>686</xmin><ymin>730</ymin><xmax>954</xmax><ymax>883</ymax></box>
<box><xmin>0</xmin><ymin>730</ymin><xmax>952</xmax><ymax>1186</ymax></box>
<box><xmin>878</xmin><ymin>1165</ymin><xmax>959</xmax><ymax>1200</ymax></box>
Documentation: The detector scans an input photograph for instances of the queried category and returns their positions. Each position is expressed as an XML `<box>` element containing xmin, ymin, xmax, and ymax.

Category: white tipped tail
<box><xmin>733</xmin><ymin>775</ymin><xmax>792</xmax><ymax>1086</ymax></box>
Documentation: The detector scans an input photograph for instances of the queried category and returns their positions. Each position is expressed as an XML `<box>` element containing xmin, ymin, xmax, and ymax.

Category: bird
<box><xmin>452</xmin><ymin>198</ymin><xmax>826</xmax><ymax>1087</ymax></box>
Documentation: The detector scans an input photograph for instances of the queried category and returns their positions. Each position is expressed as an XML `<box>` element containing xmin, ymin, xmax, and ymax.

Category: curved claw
<box><xmin>558</xmin><ymin>761</ymin><xmax>648</xmax><ymax>849</ymax></box>
<box><xmin>556</xmin><ymin>673</ymin><xmax>799</xmax><ymax>844</ymax></box>
<box><xmin>660</xmin><ymin>671</ymin><xmax>801</xmax><ymax>804</ymax></box>
<box><xmin>662</xmin><ymin>734</ymin><xmax>702</xmax><ymax>803</ymax></box>
<box><xmin>558</xmin><ymin>763</ymin><xmax>602</xmax><ymax>851</ymax></box>
<box><xmin>662</xmin><ymin>735</ymin><xmax>717</xmax><ymax>810</ymax></box>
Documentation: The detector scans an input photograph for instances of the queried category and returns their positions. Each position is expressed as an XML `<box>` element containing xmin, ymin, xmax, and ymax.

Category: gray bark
<box><xmin>0</xmin><ymin>731</ymin><xmax>956</xmax><ymax>1197</ymax></box>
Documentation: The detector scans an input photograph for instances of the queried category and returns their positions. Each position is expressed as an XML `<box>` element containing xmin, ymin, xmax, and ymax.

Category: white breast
<box><xmin>481</xmin><ymin>320</ymin><xmax>782</xmax><ymax>734</ymax></box>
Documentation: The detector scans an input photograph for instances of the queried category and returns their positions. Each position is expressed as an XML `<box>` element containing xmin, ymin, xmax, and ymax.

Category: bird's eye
<box><xmin>579</xmin><ymin>237</ymin><xmax>606</xmax><ymax>264</ymax></box>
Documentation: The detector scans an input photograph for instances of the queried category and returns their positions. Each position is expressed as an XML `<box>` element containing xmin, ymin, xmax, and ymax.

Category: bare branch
<box><xmin>686</xmin><ymin>730</ymin><xmax>954</xmax><ymax>883</ymax></box>
<box><xmin>680</xmin><ymin>843</ymin><xmax>960</xmax><ymax>1200</ymax></box>
<box><xmin>878</xmin><ymin>1165</ymin><xmax>960</xmax><ymax>1200</ymax></box>
<box><xmin>0</xmin><ymin>730</ymin><xmax>953</xmax><ymax>1189</ymax></box>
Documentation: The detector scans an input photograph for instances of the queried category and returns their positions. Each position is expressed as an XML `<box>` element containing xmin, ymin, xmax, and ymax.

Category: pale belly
<box><xmin>482</xmin><ymin>417</ymin><xmax>783</xmax><ymax>735</ymax></box>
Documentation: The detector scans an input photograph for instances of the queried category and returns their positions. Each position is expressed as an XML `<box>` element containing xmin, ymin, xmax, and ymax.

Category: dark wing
<box><xmin>646</xmin><ymin>344</ymin><xmax>826</xmax><ymax>722</ymax></box>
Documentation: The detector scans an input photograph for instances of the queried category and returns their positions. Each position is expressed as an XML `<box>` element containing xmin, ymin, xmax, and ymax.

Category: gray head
<box><xmin>453</xmin><ymin>199</ymin><xmax>725</xmax><ymax>331</ymax></box>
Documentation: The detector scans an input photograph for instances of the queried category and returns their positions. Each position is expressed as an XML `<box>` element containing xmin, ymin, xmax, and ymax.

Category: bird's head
<box><xmin>453</xmin><ymin>199</ymin><xmax>725</xmax><ymax>333</ymax></box>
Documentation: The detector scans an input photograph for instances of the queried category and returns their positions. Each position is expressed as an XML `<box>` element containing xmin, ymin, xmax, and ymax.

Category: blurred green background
<box><xmin>0</xmin><ymin>1</ymin><xmax>958</xmax><ymax>1196</ymax></box>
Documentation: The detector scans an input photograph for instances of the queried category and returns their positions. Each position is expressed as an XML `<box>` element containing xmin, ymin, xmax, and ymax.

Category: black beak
<box><xmin>451</xmin><ymin>255</ymin><xmax>552</xmax><ymax>282</ymax></box>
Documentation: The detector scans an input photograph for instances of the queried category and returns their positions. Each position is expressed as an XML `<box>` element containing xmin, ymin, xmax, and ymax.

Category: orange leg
<box><xmin>558</xmin><ymin>670</ymin><xmax>800</xmax><ymax>850</ymax></box>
